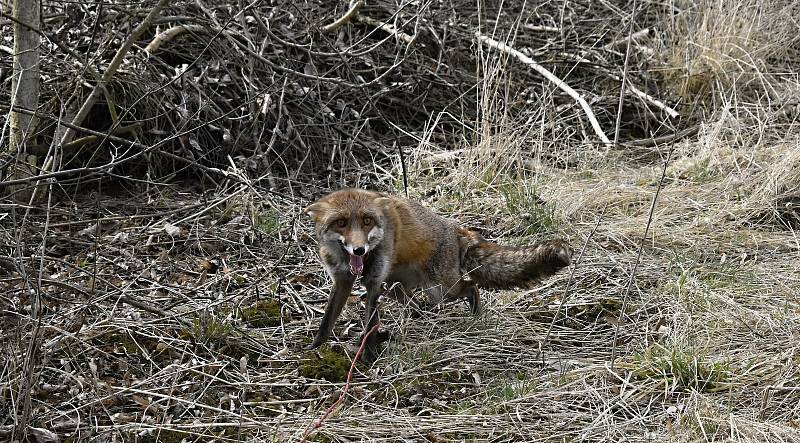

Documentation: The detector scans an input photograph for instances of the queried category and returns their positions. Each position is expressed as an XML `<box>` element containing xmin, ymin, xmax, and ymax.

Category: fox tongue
<box><xmin>349</xmin><ymin>254</ymin><xmax>364</xmax><ymax>276</ymax></box>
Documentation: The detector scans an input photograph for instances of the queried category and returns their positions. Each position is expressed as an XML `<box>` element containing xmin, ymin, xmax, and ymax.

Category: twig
<box><xmin>0</xmin><ymin>276</ymin><xmax>191</xmax><ymax>327</ymax></box>
<box><xmin>610</xmin><ymin>74</ymin><xmax>679</xmax><ymax>119</ymax></box>
<box><xmin>357</xmin><ymin>15</ymin><xmax>416</xmax><ymax>45</ymax></box>
<box><xmin>0</xmin><ymin>103</ymin><xmax>244</xmax><ymax>189</ymax></box>
<box><xmin>621</xmin><ymin>125</ymin><xmax>699</xmax><ymax>148</ymax></box>
<box><xmin>59</xmin><ymin>0</ymin><xmax>170</xmax><ymax>148</ymax></box>
<box><xmin>542</xmin><ymin>206</ymin><xmax>605</xmax><ymax>345</ymax></box>
<box><xmin>524</xmin><ymin>24</ymin><xmax>560</xmax><ymax>32</ymax></box>
<box><xmin>25</xmin><ymin>123</ymin><xmax>143</xmax><ymax>155</ymax></box>
<box><xmin>322</xmin><ymin>0</ymin><xmax>364</xmax><ymax>33</ymax></box>
<box><xmin>609</xmin><ymin>147</ymin><xmax>672</xmax><ymax>371</ymax></box>
<box><xmin>475</xmin><ymin>32</ymin><xmax>611</xmax><ymax>145</ymax></box>
<box><xmin>613</xmin><ymin>0</ymin><xmax>637</xmax><ymax>147</ymax></box>
<box><xmin>603</xmin><ymin>28</ymin><xmax>650</xmax><ymax>51</ymax></box>
<box><xmin>145</xmin><ymin>24</ymin><xmax>213</xmax><ymax>54</ymax></box>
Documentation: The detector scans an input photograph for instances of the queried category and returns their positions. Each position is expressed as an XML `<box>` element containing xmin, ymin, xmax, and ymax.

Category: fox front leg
<box><xmin>305</xmin><ymin>273</ymin><xmax>356</xmax><ymax>350</ymax></box>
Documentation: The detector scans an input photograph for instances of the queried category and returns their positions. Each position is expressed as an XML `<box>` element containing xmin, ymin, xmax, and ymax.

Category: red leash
<box><xmin>301</xmin><ymin>321</ymin><xmax>381</xmax><ymax>441</ymax></box>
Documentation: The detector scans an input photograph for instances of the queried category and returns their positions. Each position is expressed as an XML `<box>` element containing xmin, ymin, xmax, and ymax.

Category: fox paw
<box><xmin>358</xmin><ymin>339</ymin><xmax>382</xmax><ymax>365</ymax></box>
<box><xmin>360</xmin><ymin>346</ymin><xmax>379</xmax><ymax>365</ymax></box>
<box><xmin>304</xmin><ymin>337</ymin><xmax>324</xmax><ymax>351</ymax></box>
<box><xmin>375</xmin><ymin>329</ymin><xmax>392</xmax><ymax>344</ymax></box>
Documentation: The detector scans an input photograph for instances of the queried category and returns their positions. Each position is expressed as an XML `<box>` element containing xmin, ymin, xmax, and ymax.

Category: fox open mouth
<box><xmin>349</xmin><ymin>253</ymin><xmax>364</xmax><ymax>276</ymax></box>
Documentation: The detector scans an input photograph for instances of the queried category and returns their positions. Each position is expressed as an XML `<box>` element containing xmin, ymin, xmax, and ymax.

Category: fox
<box><xmin>304</xmin><ymin>188</ymin><xmax>572</xmax><ymax>362</ymax></box>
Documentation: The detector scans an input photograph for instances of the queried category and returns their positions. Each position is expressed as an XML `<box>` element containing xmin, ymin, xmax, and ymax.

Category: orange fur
<box><xmin>382</xmin><ymin>198</ymin><xmax>435</xmax><ymax>267</ymax></box>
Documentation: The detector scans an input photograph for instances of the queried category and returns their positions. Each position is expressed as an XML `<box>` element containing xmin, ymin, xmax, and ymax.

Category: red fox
<box><xmin>304</xmin><ymin>188</ymin><xmax>572</xmax><ymax>362</ymax></box>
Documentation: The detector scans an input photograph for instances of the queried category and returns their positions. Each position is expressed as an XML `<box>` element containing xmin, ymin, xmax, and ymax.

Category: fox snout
<box><xmin>339</xmin><ymin>239</ymin><xmax>369</xmax><ymax>256</ymax></box>
<box><xmin>338</xmin><ymin>237</ymin><xmax>369</xmax><ymax>276</ymax></box>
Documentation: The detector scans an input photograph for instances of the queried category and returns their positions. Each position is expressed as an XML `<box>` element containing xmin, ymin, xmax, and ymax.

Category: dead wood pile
<box><xmin>0</xmin><ymin>0</ymin><xmax>709</xmax><ymax>188</ymax></box>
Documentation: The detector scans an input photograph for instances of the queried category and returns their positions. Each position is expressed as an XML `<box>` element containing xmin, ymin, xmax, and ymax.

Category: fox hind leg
<box><xmin>445</xmin><ymin>279</ymin><xmax>481</xmax><ymax>316</ymax></box>
<box><xmin>423</xmin><ymin>273</ymin><xmax>482</xmax><ymax>316</ymax></box>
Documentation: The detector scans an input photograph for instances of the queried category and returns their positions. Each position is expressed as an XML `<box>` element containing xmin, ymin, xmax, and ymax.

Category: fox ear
<box><xmin>304</xmin><ymin>201</ymin><xmax>331</xmax><ymax>221</ymax></box>
<box><xmin>372</xmin><ymin>197</ymin><xmax>391</xmax><ymax>210</ymax></box>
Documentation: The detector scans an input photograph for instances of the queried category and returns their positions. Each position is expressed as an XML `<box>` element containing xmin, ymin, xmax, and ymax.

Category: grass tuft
<box><xmin>627</xmin><ymin>344</ymin><xmax>731</xmax><ymax>393</ymax></box>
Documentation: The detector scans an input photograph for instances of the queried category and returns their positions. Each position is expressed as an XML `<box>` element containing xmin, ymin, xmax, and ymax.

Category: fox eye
<box><xmin>363</xmin><ymin>216</ymin><xmax>373</xmax><ymax>226</ymax></box>
<box><xmin>335</xmin><ymin>219</ymin><xmax>347</xmax><ymax>228</ymax></box>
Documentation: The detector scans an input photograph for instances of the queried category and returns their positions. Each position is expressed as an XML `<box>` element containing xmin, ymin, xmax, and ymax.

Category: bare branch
<box><xmin>145</xmin><ymin>24</ymin><xmax>210</xmax><ymax>54</ymax></box>
<box><xmin>322</xmin><ymin>0</ymin><xmax>364</xmax><ymax>33</ymax></box>
<box><xmin>475</xmin><ymin>31</ymin><xmax>612</xmax><ymax>145</ymax></box>
<box><xmin>59</xmin><ymin>0</ymin><xmax>171</xmax><ymax>148</ymax></box>
<box><xmin>357</xmin><ymin>14</ymin><xmax>417</xmax><ymax>45</ymax></box>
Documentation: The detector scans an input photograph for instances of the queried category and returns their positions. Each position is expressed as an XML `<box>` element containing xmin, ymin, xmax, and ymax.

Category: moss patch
<box><xmin>240</xmin><ymin>299</ymin><xmax>285</xmax><ymax>328</ymax></box>
<box><xmin>298</xmin><ymin>346</ymin><xmax>352</xmax><ymax>382</ymax></box>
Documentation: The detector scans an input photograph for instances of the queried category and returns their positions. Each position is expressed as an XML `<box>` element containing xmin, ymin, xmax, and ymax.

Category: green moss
<box><xmin>218</xmin><ymin>425</ymin><xmax>259</xmax><ymax>441</ymax></box>
<box><xmin>240</xmin><ymin>299</ymin><xmax>285</xmax><ymax>328</ymax></box>
<box><xmin>211</xmin><ymin>200</ymin><xmax>241</xmax><ymax>224</ymax></box>
<box><xmin>96</xmin><ymin>332</ymin><xmax>142</xmax><ymax>356</ymax></box>
<box><xmin>524</xmin><ymin>298</ymin><xmax>624</xmax><ymax>329</ymax></box>
<box><xmin>304</xmin><ymin>432</ymin><xmax>334</xmax><ymax>443</ymax></box>
<box><xmin>255</xmin><ymin>210</ymin><xmax>280</xmax><ymax>235</ymax></box>
<box><xmin>232</xmin><ymin>273</ymin><xmax>247</xmax><ymax>285</ymax></box>
<box><xmin>157</xmin><ymin>430</ymin><xmax>191</xmax><ymax>443</ymax></box>
<box><xmin>573</xmin><ymin>170</ymin><xmax>597</xmax><ymax>180</ymax></box>
<box><xmin>298</xmin><ymin>346</ymin><xmax>351</xmax><ymax>382</ymax></box>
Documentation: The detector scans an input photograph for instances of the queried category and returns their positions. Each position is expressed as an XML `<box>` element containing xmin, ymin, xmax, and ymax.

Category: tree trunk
<box><xmin>7</xmin><ymin>0</ymin><xmax>41</xmax><ymax>200</ymax></box>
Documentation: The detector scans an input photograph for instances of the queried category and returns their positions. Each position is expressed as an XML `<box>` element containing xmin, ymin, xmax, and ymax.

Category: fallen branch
<box><xmin>357</xmin><ymin>15</ymin><xmax>416</xmax><ymax>45</ymax></box>
<box><xmin>322</xmin><ymin>0</ymin><xmax>364</xmax><ymax>33</ymax></box>
<box><xmin>145</xmin><ymin>24</ymin><xmax>209</xmax><ymax>53</ymax></box>
<box><xmin>475</xmin><ymin>32</ymin><xmax>611</xmax><ymax>145</ymax></box>
<box><xmin>610</xmin><ymin>74</ymin><xmax>679</xmax><ymax>118</ymax></box>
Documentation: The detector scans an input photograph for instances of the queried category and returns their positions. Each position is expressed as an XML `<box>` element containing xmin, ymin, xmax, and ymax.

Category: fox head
<box><xmin>304</xmin><ymin>189</ymin><xmax>390</xmax><ymax>274</ymax></box>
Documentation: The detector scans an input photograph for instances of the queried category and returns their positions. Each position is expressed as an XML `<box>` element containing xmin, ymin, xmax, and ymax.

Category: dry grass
<box><xmin>658</xmin><ymin>0</ymin><xmax>800</xmax><ymax>103</ymax></box>
<box><xmin>2</xmin><ymin>1</ymin><xmax>800</xmax><ymax>442</ymax></box>
<box><xmin>2</xmin><ymin>147</ymin><xmax>799</xmax><ymax>442</ymax></box>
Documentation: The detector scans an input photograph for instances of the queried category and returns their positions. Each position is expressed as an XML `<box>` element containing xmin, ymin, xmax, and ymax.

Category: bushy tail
<box><xmin>460</xmin><ymin>233</ymin><xmax>572</xmax><ymax>290</ymax></box>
